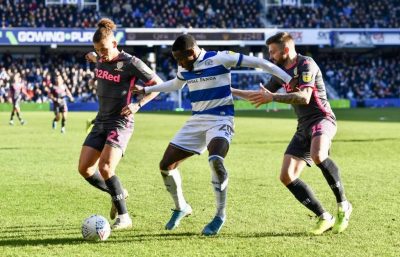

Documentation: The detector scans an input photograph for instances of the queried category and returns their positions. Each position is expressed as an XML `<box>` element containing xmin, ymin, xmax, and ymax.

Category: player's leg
<box><xmin>60</xmin><ymin>110</ymin><xmax>67</xmax><ymax>133</ymax></box>
<box><xmin>98</xmin><ymin>144</ymin><xmax>131</xmax><ymax>230</ymax></box>
<box><xmin>9</xmin><ymin>106</ymin><xmax>14</xmax><ymax>125</ymax></box>
<box><xmin>281</xmin><ymin>154</ymin><xmax>334</xmax><ymax>235</ymax></box>
<box><xmin>53</xmin><ymin>108</ymin><xmax>60</xmax><ymax>129</ymax></box>
<box><xmin>78</xmin><ymin>145</ymin><xmax>109</xmax><ymax>193</ymax></box>
<box><xmin>9</xmin><ymin>101</ymin><xmax>18</xmax><ymax>125</ymax></box>
<box><xmin>284</xmin><ymin>129</ymin><xmax>335</xmax><ymax>235</ymax></box>
<box><xmin>100</xmin><ymin>126</ymin><xmax>134</xmax><ymax>230</ymax></box>
<box><xmin>160</xmin><ymin>144</ymin><xmax>194</xmax><ymax>230</ymax></box>
<box><xmin>310</xmin><ymin>120</ymin><xmax>351</xmax><ymax>233</ymax></box>
<box><xmin>15</xmin><ymin>105</ymin><xmax>24</xmax><ymax>124</ymax></box>
<box><xmin>202</xmin><ymin>137</ymin><xmax>230</xmax><ymax>236</ymax></box>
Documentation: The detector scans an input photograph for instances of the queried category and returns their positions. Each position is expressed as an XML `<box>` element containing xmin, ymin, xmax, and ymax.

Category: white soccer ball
<box><xmin>81</xmin><ymin>214</ymin><xmax>111</xmax><ymax>241</ymax></box>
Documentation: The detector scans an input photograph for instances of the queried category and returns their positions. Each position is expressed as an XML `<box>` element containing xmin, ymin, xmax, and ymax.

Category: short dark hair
<box><xmin>266</xmin><ymin>32</ymin><xmax>294</xmax><ymax>48</ymax></box>
<box><xmin>172</xmin><ymin>34</ymin><xmax>197</xmax><ymax>52</ymax></box>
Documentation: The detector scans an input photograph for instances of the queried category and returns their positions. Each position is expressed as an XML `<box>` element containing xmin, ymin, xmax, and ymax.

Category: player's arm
<box><xmin>232</xmin><ymin>76</ymin><xmax>282</xmax><ymax>101</ymax></box>
<box><xmin>125</xmin><ymin>78</ymin><xmax>185</xmax><ymax>116</ymax></box>
<box><xmin>248</xmin><ymin>82</ymin><xmax>312</xmax><ymax>107</ymax></box>
<box><xmin>239</xmin><ymin>55</ymin><xmax>292</xmax><ymax>84</ymax></box>
<box><xmin>121</xmin><ymin>56</ymin><xmax>167</xmax><ymax>116</ymax></box>
<box><xmin>231</xmin><ymin>87</ymin><xmax>252</xmax><ymax>100</ymax></box>
<box><xmin>250</xmin><ymin>61</ymin><xmax>316</xmax><ymax>106</ymax></box>
<box><xmin>270</xmin><ymin>59</ymin><xmax>317</xmax><ymax>105</ymax></box>
<box><xmin>65</xmin><ymin>86</ymin><xmax>75</xmax><ymax>102</ymax></box>
<box><xmin>122</xmin><ymin>75</ymin><xmax>164</xmax><ymax>116</ymax></box>
<box><xmin>143</xmin><ymin>78</ymin><xmax>185</xmax><ymax>93</ymax></box>
<box><xmin>48</xmin><ymin>90</ymin><xmax>56</xmax><ymax>102</ymax></box>
<box><xmin>270</xmin><ymin>87</ymin><xmax>312</xmax><ymax>105</ymax></box>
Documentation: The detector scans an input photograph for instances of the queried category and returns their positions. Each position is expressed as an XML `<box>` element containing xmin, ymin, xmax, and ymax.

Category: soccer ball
<box><xmin>81</xmin><ymin>215</ymin><xmax>111</xmax><ymax>241</ymax></box>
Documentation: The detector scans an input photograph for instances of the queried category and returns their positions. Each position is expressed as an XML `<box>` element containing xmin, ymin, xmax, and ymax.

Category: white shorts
<box><xmin>170</xmin><ymin>115</ymin><xmax>235</xmax><ymax>154</ymax></box>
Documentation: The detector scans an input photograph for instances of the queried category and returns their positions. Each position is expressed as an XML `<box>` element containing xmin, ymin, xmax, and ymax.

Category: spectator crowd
<box><xmin>267</xmin><ymin>0</ymin><xmax>400</xmax><ymax>28</ymax></box>
<box><xmin>1</xmin><ymin>0</ymin><xmax>399</xmax><ymax>29</ymax></box>
<box><xmin>0</xmin><ymin>0</ymin><xmax>398</xmax><ymax>105</ymax></box>
<box><xmin>1</xmin><ymin>51</ymin><xmax>399</xmax><ymax>105</ymax></box>
<box><xmin>0</xmin><ymin>0</ymin><xmax>262</xmax><ymax>28</ymax></box>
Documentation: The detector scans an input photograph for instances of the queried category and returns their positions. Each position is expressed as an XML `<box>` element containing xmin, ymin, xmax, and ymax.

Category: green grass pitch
<box><xmin>0</xmin><ymin>108</ymin><xmax>399</xmax><ymax>257</ymax></box>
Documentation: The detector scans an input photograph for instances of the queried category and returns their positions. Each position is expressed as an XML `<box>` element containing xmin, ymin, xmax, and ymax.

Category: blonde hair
<box><xmin>93</xmin><ymin>18</ymin><xmax>116</xmax><ymax>43</ymax></box>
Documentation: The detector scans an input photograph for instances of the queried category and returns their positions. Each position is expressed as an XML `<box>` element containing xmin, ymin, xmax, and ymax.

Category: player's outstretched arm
<box><xmin>144</xmin><ymin>77</ymin><xmax>185</xmax><ymax>93</ymax></box>
<box><xmin>121</xmin><ymin>75</ymin><xmax>164</xmax><ymax>116</ymax></box>
<box><xmin>231</xmin><ymin>87</ymin><xmax>254</xmax><ymax>100</ymax></box>
<box><xmin>240</xmin><ymin>55</ymin><xmax>292</xmax><ymax>84</ymax></box>
<box><xmin>271</xmin><ymin>86</ymin><xmax>313</xmax><ymax>105</ymax></box>
<box><xmin>65</xmin><ymin>87</ymin><xmax>75</xmax><ymax>102</ymax></box>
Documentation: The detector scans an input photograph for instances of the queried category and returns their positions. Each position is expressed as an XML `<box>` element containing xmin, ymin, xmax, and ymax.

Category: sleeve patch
<box><xmin>302</xmin><ymin>72</ymin><xmax>312</xmax><ymax>83</ymax></box>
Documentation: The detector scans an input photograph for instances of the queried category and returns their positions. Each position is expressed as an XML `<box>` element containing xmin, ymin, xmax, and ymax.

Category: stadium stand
<box><xmin>0</xmin><ymin>0</ymin><xmax>399</xmax><ymax>106</ymax></box>
<box><xmin>267</xmin><ymin>0</ymin><xmax>400</xmax><ymax>28</ymax></box>
<box><xmin>0</xmin><ymin>0</ymin><xmax>263</xmax><ymax>28</ymax></box>
<box><xmin>1</xmin><ymin>51</ymin><xmax>399</xmax><ymax>104</ymax></box>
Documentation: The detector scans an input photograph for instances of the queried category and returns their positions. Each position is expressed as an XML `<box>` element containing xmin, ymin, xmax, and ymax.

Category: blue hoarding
<box><xmin>0</xmin><ymin>29</ymin><xmax>125</xmax><ymax>45</ymax></box>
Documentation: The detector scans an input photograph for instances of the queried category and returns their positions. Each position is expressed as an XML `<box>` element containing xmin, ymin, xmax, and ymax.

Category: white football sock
<box><xmin>161</xmin><ymin>169</ymin><xmax>187</xmax><ymax>211</ymax></box>
<box><xmin>118</xmin><ymin>213</ymin><xmax>130</xmax><ymax>221</ymax></box>
<box><xmin>320</xmin><ymin>212</ymin><xmax>333</xmax><ymax>220</ymax></box>
<box><xmin>338</xmin><ymin>200</ymin><xmax>350</xmax><ymax>211</ymax></box>
<box><xmin>209</xmin><ymin>156</ymin><xmax>228</xmax><ymax>219</ymax></box>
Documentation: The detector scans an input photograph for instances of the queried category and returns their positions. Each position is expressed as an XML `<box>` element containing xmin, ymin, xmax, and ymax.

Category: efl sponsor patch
<box><xmin>302</xmin><ymin>72</ymin><xmax>312</xmax><ymax>83</ymax></box>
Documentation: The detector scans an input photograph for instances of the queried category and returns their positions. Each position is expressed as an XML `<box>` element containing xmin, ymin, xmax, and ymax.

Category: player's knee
<box><xmin>159</xmin><ymin>158</ymin><xmax>176</xmax><ymax>171</ymax></box>
<box><xmin>209</xmin><ymin>155</ymin><xmax>228</xmax><ymax>189</ymax></box>
<box><xmin>98</xmin><ymin>161</ymin><xmax>114</xmax><ymax>179</ymax></box>
<box><xmin>78</xmin><ymin>163</ymin><xmax>91</xmax><ymax>177</ymax></box>
<box><xmin>311</xmin><ymin>153</ymin><xmax>327</xmax><ymax>165</ymax></box>
<box><xmin>280</xmin><ymin>169</ymin><xmax>296</xmax><ymax>186</ymax></box>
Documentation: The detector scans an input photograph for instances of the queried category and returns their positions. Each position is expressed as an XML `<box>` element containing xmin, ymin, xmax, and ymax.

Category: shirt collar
<box><xmin>194</xmin><ymin>48</ymin><xmax>207</xmax><ymax>65</ymax></box>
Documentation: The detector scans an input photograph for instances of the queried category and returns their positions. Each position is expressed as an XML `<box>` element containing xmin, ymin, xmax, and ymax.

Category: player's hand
<box><xmin>120</xmin><ymin>103</ymin><xmax>140</xmax><ymax>116</ymax></box>
<box><xmin>231</xmin><ymin>87</ymin><xmax>253</xmax><ymax>100</ymax></box>
<box><xmin>248</xmin><ymin>83</ymin><xmax>273</xmax><ymax>108</ymax></box>
<box><xmin>131</xmin><ymin>85</ymin><xmax>145</xmax><ymax>95</ymax></box>
<box><xmin>69</xmin><ymin>97</ymin><xmax>75</xmax><ymax>103</ymax></box>
<box><xmin>85</xmin><ymin>52</ymin><xmax>97</xmax><ymax>63</ymax></box>
<box><xmin>288</xmin><ymin>75</ymin><xmax>299</xmax><ymax>90</ymax></box>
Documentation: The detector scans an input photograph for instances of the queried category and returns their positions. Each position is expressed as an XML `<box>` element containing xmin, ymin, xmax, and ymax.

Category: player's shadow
<box><xmin>237</xmin><ymin>137</ymin><xmax>400</xmax><ymax>145</ymax></box>
<box><xmin>0</xmin><ymin>224</ymin><xmax>81</xmax><ymax>246</ymax></box>
<box><xmin>0</xmin><ymin>237</ymin><xmax>84</xmax><ymax>247</ymax></box>
<box><xmin>0</xmin><ymin>147</ymin><xmax>20</xmax><ymax>150</ymax></box>
<box><xmin>0</xmin><ymin>231</ymin><xmax>309</xmax><ymax>247</ymax></box>
<box><xmin>333</xmin><ymin>137</ymin><xmax>400</xmax><ymax>143</ymax></box>
<box><xmin>233</xmin><ymin>231</ymin><xmax>308</xmax><ymax>238</ymax></box>
<box><xmin>116</xmin><ymin>231</ymin><xmax>201</xmax><ymax>241</ymax></box>
<box><xmin>1</xmin><ymin>224</ymin><xmax>77</xmax><ymax>234</ymax></box>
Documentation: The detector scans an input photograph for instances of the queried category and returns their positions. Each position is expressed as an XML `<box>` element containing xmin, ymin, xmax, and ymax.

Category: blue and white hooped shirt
<box><xmin>176</xmin><ymin>49</ymin><xmax>243</xmax><ymax>117</ymax></box>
